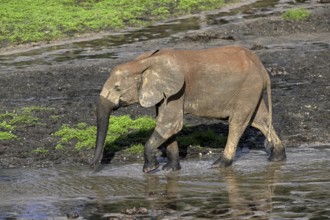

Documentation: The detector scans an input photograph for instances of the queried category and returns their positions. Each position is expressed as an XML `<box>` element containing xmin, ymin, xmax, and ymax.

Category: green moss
<box><xmin>54</xmin><ymin>123</ymin><xmax>97</xmax><ymax>150</ymax></box>
<box><xmin>282</xmin><ymin>7</ymin><xmax>311</xmax><ymax>21</ymax></box>
<box><xmin>0</xmin><ymin>0</ymin><xmax>228</xmax><ymax>46</ymax></box>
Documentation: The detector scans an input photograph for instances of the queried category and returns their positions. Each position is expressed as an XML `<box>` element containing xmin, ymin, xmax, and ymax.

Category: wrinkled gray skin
<box><xmin>91</xmin><ymin>46</ymin><xmax>286</xmax><ymax>172</ymax></box>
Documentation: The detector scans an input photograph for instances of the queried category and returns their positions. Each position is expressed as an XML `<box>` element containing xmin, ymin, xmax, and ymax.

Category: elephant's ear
<box><xmin>139</xmin><ymin>63</ymin><xmax>184</xmax><ymax>108</ymax></box>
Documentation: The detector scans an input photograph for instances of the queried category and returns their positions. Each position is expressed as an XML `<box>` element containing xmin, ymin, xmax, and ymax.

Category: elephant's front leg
<box><xmin>144</xmin><ymin>95</ymin><xmax>184</xmax><ymax>173</ymax></box>
<box><xmin>162</xmin><ymin>139</ymin><xmax>181</xmax><ymax>171</ymax></box>
<box><xmin>143</xmin><ymin>131</ymin><xmax>166</xmax><ymax>173</ymax></box>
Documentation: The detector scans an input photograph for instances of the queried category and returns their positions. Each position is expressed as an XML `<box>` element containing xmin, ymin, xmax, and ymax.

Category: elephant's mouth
<box><xmin>117</xmin><ymin>100</ymin><xmax>132</xmax><ymax>109</ymax></box>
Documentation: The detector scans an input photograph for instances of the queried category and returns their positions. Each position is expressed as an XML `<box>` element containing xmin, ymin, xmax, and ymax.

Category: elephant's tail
<box><xmin>265</xmin><ymin>70</ymin><xmax>272</xmax><ymax>142</ymax></box>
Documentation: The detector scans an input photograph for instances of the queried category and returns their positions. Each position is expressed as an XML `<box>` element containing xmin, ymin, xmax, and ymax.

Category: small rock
<box><xmin>250</xmin><ymin>44</ymin><xmax>268</xmax><ymax>50</ymax></box>
<box><xmin>137</xmin><ymin>207</ymin><xmax>148</xmax><ymax>214</ymax></box>
<box><xmin>222</xmin><ymin>35</ymin><xmax>236</xmax><ymax>41</ymax></box>
<box><xmin>266</xmin><ymin>66</ymin><xmax>288</xmax><ymax>76</ymax></box>
<box><xmin>66</xmin><ymin>211</ymin><xmax>79</xmax><ymax>219</ymax></box>
<box><xmin>121</xmin><ymin>207</ymin><xmax>148</xmax><ymax>215</ymax></box>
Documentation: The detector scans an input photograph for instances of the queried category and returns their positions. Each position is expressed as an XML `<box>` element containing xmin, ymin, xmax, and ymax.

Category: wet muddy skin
<box><xmin>0</xmin><ymin>0</ymin><xmax>329</xmax><ymax>218</ymax></box>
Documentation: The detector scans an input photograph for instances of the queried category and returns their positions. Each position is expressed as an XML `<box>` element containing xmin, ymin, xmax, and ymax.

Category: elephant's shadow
<box><xmin>100</xmin><ymin>121</ymin><xmax>266</xmax><ymax>164</ymax></box>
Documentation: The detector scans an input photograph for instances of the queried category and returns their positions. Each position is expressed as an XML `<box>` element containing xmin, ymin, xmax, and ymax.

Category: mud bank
<box><xmin>0</xmin><ymin>2</ymin><xmax>329</xmax><ymax>168</ymax></box>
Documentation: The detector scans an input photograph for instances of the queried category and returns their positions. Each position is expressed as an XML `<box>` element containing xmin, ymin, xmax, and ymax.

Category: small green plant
<box><xmin>282</xmin><ymin>7</ymin><xmax>311</xmax><ymax>21</ymax></box>
<box><xmin>0</xmin><ymin>121</ymin><xmax>17</xmax><ymax>140</ymax></box>
<box><xmin>0</xmin><ymin>121</ymin><xmax>14</xmax><ymax>131</ymax></box>
<box><xmin>0</xmin><ymin>131</ymin><xmax>17</xmax><ymax>141</ymax></box>
<box><xmin>124</xmin><ymin>143</ymin><xmax>144</xmax><ymax>154</ymax></box>
<box><xmin>32</xmin><ymin>148</ymin><xmax>49</xmax><ymax>153</ymax></box>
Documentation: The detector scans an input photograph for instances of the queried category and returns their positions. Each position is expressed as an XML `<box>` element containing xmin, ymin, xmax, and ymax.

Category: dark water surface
<box><xmin>1</xmin><ymin>146</ymin><xmax>329</xmax><ymax>219</ymax></box>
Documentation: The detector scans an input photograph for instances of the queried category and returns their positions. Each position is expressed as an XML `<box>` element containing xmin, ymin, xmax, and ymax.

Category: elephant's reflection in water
<box><xmin>220</xmin><ymin>164</ymin><xmax>281</xmax><ymax>219</ymax></box>
<box><xmin>144</xmin><ymin>173</ymin><xmax>180</xmax><ymax>218</ymax></box>
<box><xmin>144</xmin><ymin>162</ymin><xmax>283</xmax><ymax>219</ymax></box>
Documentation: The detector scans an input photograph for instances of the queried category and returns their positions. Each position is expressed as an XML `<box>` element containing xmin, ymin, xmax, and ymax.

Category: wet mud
<box><xmin>0</xmin><ymin>1</ymin><xmax>329</xmax><ymax>168</ymax></box>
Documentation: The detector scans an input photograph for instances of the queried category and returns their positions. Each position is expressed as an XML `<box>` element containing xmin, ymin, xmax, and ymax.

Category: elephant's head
<box><xmin>90</xmin><ymin>50</ymin><xmax>184</xmax><ymax>167</ymax></box>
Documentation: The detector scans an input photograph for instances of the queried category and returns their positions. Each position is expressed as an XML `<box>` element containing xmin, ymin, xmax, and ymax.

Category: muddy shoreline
<box><xmin>0</xmin><ymin>3</ymin><xmax>329</xmax><ymax>168</ymax></box>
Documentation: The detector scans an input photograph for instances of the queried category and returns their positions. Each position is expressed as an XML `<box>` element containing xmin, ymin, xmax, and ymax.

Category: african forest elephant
<box><xmin>90</xmin><ymin>46</ymin><xmax>286</xmax><ymax>172</ymax></box>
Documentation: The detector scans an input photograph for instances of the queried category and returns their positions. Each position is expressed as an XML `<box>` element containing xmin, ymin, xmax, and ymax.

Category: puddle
<box><xmin>0</xmin><ymin>145</ymin><xmax>329</xmax><ymax>219</ymax></box>
<box><xmin>0</xmin><ymin>0</ymin><xmax>321</xmax><ymax>73</ymax></box>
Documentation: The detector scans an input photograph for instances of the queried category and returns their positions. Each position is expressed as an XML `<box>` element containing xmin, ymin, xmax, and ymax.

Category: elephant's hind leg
<box><xmin>212</xmin><ymin>87</ymin><xmax>265</xmax><ymax>168</ymax></box>
<box><xmin>251</xmin><ymin>100</ymin><xmax>286</xmax><ymax>161</ymax></box>
<box><xmin>212</xmin><ymin>111</ymin><xmax>254</xmax><ymax>168</ymax></box>
<box><xmin>162</xmin><ymin>139</ymin><xmax>181</xmax><ymax>171</ymax></box>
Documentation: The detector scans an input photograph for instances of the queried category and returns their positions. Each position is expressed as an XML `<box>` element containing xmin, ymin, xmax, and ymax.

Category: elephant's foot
<box><xmin>143</xmin><ymin>157</ymin><xmax>160</xmax><ymax>173</ymax></box>
<box><xmin>268</xmin><ymin>147</ymin><xmax>286</xmax><ymax>162</ymax></box>
<box><xmin>264</xmin><ymin>139</ymin><xmax>274</xmax><ymax>155</ymax></box>
<box><xmin>162</xmin><ymin>161</ymin><xmax>181</xmax><ymax>171</ymax></box>
<box><xmin>90</xmin><ymin>160</ymin><xmax>98</xmax><ymax>168</ymax></box>
<box><xmin>211</xmin><ymin>154</ymin><xmax>233</xmax><ymax>168</ymax></box>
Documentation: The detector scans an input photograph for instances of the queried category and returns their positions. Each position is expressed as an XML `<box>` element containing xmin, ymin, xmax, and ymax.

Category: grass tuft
<box><xmin>282</xmin><ymin>7</ymin><xmax>311</xmax><ymax>21</ymax></box>
<box><xmin>0</xmin><ymin>131</ymin><xmax>17</xmax><ymax>141</ymax></box>
<box><xmin>124</xmin><ymin>143</ymin><xmax>144</xmax><ymax>154</ymax></box>
<box><xmin>0</xmin><ymin>106</ymin><xmax>54</xmax><ymax>141</ymax></box>
<box><xmin>0</xmin><ymin>106</ymin><xmax>54</xmax><ymax>127</ymax></box>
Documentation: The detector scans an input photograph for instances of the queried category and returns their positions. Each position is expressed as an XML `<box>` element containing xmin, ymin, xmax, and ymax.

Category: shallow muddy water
<box><xmin>1</xmin><ymin>145</ymin><xmax>329</xmax><ymax>219</ymax></box>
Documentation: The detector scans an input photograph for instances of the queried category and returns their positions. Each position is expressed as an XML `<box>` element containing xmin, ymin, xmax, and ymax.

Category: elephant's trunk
<box><xmin>90</xmin><ymin>96</ymin><xmax>116</xmax><ymax>167</ymax></box>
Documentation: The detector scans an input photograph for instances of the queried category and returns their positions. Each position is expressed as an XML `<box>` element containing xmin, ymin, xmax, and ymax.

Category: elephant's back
<box><xmin>181</xmin><ymin>46</ymin><xmax>265</xmax><ymax>118</ymax></box>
